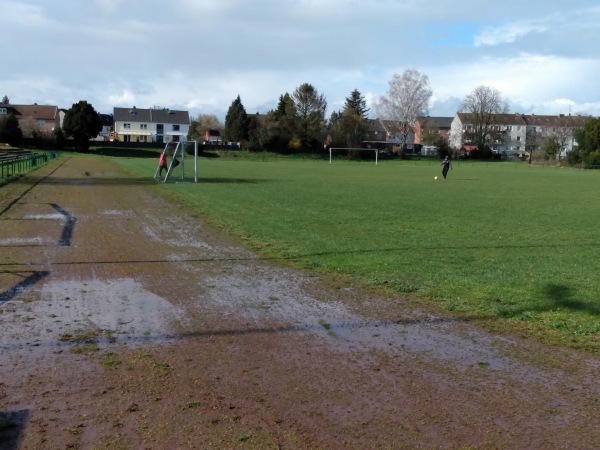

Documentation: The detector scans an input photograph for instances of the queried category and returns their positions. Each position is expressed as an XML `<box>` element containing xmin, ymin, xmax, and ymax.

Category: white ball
<box><xmin>435</xmin><ymin>176</ymin><xmax>438</xmax><ymax>180</ymax></box>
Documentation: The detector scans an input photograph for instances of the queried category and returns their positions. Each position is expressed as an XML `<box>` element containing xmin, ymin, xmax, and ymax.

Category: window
<box><xmin>124</xmin><ymin>123</ymin><xmax>131</xmax><ymax>129</ymax></box>
<box><xmin>517</xmin><ymin>136</ymin><xmax>521</xmax><ymax>141</ymax></box>
<box><xmin>0</xmin><ymin>108</ymin><xmax>6</xmax><ymax>114</ymax></box>
<box><xmin>172</xmin><ymin>124</ymin><xmax>180</xmax><ymax>131</ymax></box>
<box><xmin>506</xmin><ymin>126</ymin><xmax>512</xmax><ymax>131</ymax></box>
<box><xmin>140</xmin><ymin>124</ymin><xmax>147</xmax><ymax>130</ymax></box>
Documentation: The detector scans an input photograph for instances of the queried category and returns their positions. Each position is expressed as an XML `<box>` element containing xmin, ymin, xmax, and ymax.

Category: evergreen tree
<box><xmin>572</xmin><ymin>117</ymin><xmax>600</xmax><ymax>166</ymax></box>
<box><xmin>272</xmin><ymin>93</ymin><xmax>297</xmax><ymax>151</ymax></box>
<box><xmin>338</xmin><ymin>89</ymin><xmax>369</xmax><ymax>148</ymax></box>
<box><xmin>62</xmin><ymin>100</ymin><xmax>102</xmax><ymax>151</ymax></box>
<box><xmin>292</xmin><ymin>83</ymin><xmax>327</xmax><ymax>151</ymax></box>
<box><xmin>0</xmin><ymin>114</ymin><xmax>23</xmax><ymax>146</ymax></box>
<box><xmin>224</xmin><ymin>95</ymin><xmax>249</xmax><ymax>142</ymax></box>
<box><xmin>344</xmin><ymin>89</ymin><xmax>369</xmax><ymax>118</ymax></box>
<box><xmin>1</xmin><ymin>95</ymin><xmax>9</xmax><ymax>104</ymax></box>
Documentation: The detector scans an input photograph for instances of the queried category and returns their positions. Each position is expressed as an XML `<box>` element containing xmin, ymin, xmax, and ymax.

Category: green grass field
<box><xmin>114</xmin><ymin>153</ymin><xmax>600</xmax><ymax>353</ymax></box>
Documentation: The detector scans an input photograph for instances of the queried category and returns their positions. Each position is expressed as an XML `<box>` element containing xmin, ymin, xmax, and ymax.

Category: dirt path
<box><xmin>1</xmin><ymin>156</ymin><xmax>599</xmax><ymax>449</ymax></box>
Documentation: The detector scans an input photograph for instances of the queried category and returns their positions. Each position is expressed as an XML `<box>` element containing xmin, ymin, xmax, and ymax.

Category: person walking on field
<box><xmin>440</xmin><ymin>155</ymin><xmax>452</xmax><ymax>179</ymax></box>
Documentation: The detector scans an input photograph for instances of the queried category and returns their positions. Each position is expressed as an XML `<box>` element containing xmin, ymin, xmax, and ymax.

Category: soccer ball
<box><xmin>435</xmin><ymin>176</ymin><xmax>438</xmax><ymax>180</ymax></box>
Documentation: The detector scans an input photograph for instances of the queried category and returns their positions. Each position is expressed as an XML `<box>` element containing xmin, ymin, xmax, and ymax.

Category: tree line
<box><xmin>3</xmin><ymin>71</ymin><xmax>600</xmax><ymax>165</ymax></box>
<box><xmin>189</xmin><ymin>69</ymin><xmax>432</xmax><ymax>154</ymax></box>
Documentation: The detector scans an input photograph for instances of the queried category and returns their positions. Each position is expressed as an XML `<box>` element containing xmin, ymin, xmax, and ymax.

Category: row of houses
<box><xmin>1</xmin><ymin>102</ymin><xmax>590</xmax><ymax>158</ymax></box>
<box><xmin>0</xmin><ymin>104</ymin><xmax>190</xmax><ymax>144</ymax></box>
<box><xmin>367</xmin><ymin>113</ymin><xmax>589</xmax><ymax>159</ymax></box>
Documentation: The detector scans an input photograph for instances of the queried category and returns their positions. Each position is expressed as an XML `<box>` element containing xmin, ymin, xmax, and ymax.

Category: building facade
<box><xmin>0</xmin><ymin>103</ymin><xmax>60</xmax><ymax>138</ymax></box>
<box><xmin>449</xmin><ymin>113</ymin><xmax>589</xmax><ymax>158</ymax></box>
<box><xmin>113</xmin><ymin>107</ymin><xmax>190</xmax><ymax>143</ymax></box>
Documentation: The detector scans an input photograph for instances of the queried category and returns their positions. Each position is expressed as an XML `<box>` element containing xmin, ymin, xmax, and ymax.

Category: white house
<box><xmin>449</xmin><ymin>113</ymin><xmax>589</xmax><ymax>159</ymax></box>
<box><xmin>113</xmin><ymin>107</ymin><xmax>190</xmax><ymax>143</ymax></box>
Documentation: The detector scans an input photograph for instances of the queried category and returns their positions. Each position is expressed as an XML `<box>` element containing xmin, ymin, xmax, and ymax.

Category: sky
<box><xmin>1</xmin><ymin>0</ymin><xmax>600</xmax><ymax>121</ymax></box>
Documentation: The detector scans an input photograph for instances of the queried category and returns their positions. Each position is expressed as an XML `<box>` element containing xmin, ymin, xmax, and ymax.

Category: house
<box><xmin>450</xmin><ymin>113</ymin><xmax>529</xmax><ymax>158</ymax></box>
<box><xmin>524</xmin><ymin>114</ymin><xmax>588</xmax><ymax>158</ymax></box>
<box><xmin>363</xmin><ymin>118</ymin><xmax>406</xmax><ymax>150</ymax></box>
<box><xmin>113</xmin><ymin>106</ymin><xmax>190</xmax><ymax>143</ymax></box>
<box><xmin>414</xmin><ymin>116</ymin><xmax>453</xmax><ymax>145</ymax></box>
<box><xmin>0</xmin><ymin>103</ymin><xmax>60</xmax><ymax>137</ymax></box>
<box><xmin>92</xmin><ymin>114</ymin><xmax>113</xmax><ymax>141</ymax></box>
<box><xmin>204</xmin><ymin>129</ymin><xmax>222</xmax><ymax>144</ymax></box>
<box><xmin>450</xmin><ymin>113</ymin><xmax>589</xmax><ymax>159</ymax></box>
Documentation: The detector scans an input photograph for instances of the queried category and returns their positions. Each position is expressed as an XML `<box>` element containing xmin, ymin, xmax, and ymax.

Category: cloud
<box><xmin>0</xmin><ymin>1</ymin><xmax>51</xmax><ymax>27</ymax></box>
<box><xmin>475</xmin><ymin>21</ymin><xmax>547</xmax><ymax>46</ymax></box>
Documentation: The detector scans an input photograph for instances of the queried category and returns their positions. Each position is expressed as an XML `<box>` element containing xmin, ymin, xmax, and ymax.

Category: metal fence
<box><xmin>0</xmin><ymin>151</ymin><xmax>60</xmax><ymax>179</ymax></box>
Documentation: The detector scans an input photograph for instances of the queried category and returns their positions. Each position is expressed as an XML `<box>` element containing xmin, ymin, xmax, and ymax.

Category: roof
<box><xmin>416</xmin><ymin>116</ymin><xmax>453</xmax><ymax>128</ymax></box>
<box><xmin>368</xmin><ymin>118</ymin><xmax>404</xmax><ymax>133</ymax></box>
<box><xmin>6</xmin><ymin>104</ymin><xmax>59</xmax><ymax>121</ymax></box>
<box><xmin>99</xmin><ymin>114</ymin><xmax>113</xmax><ymax>126</ymax></box>
<box><xmin>524</xmin><ymin>114</ymin><xmax>589</xmax><ymax>128</ymax></box>
<box><xmin>455</xmin><ymin>112</ymin><xmax>589</xmax><ymax>128</ymax></box>
<box><xmin>456</xmin><ymin>113</ymin><xmax>528</xmax><ymax>126</ymax></box>
<box><xmin>113</xmin><ymin>107</ymin><xmax>190</xmax><ymax>124</ymax></box>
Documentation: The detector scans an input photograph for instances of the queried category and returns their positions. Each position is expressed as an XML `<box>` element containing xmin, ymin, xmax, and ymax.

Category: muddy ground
<box><xmin>0</xmin><ymin>156</ymin><xmax>598</xmax><ymax>449</ymax></box>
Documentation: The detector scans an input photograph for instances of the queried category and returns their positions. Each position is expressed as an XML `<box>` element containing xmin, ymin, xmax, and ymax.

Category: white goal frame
<box><xmin>156</xmin><ymin>140</ymin><xmax>199</xmax><ymax>183</ymax></box>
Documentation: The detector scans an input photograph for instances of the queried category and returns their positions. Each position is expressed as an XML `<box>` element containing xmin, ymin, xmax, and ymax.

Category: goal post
<box><xmin>155</xmin><ymin>140</ymin><xmax>199</xmax><ymax>183</ymax></box>
<box><xmin>329</xmin><ymin>147</ymin><xmax>381</xmax><ymax>165</ymax></box>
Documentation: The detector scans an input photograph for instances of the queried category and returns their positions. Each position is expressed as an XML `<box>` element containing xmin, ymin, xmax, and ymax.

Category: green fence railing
<box><xmin>0</xmin><ymin>151</ymin><xmax>61</xmax><ymax>180</ymax></box>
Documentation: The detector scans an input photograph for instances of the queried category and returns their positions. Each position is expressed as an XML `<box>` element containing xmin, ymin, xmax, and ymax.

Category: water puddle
<box><xmin>0</xmin><ymin>278</ymin><xmax>187</xmax><ymax>351</ymax></box>
<box><xmin>201</xmin><ymin>264</ymin><xmax>563</xmax><ymax>385</ymax></box>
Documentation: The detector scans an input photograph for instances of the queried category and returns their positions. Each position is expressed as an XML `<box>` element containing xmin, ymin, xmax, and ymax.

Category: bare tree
<box><xmin>459</xmin><ymin>86</ymin><xmax>509</xmax><ymax>152</ymax></box>
<box><xmin>376</xmin><ymin>69</ymin><xmax>432</xmax><ymax>151</ymax></box>
<box><xmin>189</xmin><ymin>114</ymin><xmax>224</xmax><ymax>141</ymax></box>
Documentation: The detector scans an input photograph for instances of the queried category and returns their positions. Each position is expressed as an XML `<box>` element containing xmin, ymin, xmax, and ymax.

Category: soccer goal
<box><xmin>154</xmin><ymin>140</ymin><xmax>199</xmax><ymax>183</ymax></box>
<box><xmin>328</xmin><ymin>147</ymin><xmax>381</xmax><ymax>165</ymax></box>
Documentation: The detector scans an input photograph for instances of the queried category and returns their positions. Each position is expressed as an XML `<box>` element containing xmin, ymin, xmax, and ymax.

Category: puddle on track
<box><xmin>0</xmin><ymin>278</ymin><xmax>187</xmax><ymax>351</ymax></box>
<box><xmin>201</xmin><ymin>264</ymin><xmax>583</xmax><ymax>388</ymax></box>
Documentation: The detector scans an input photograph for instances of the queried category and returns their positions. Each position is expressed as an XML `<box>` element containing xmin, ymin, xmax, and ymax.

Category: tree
<box><xmin>1</xmin><ymin>95</ymin><xmax>9</xmax><ymax>104</ymax></box>
<box><xmin>189</xmin><ymin>114</ymin><xmax>224</xmax><ymax>142</ymax></box>
<box><xmin>52</xmin><ymin>127</ymin><xmax>66</xmax><ymax>150</ymax></box>
<box><xmin>459</xmin><ymin>85</ymin><xmax>509</xmax><ymax>153</ymax></box>
<box><xmin>292</xmin><ymin>83</ymin><xmax>327</xmax><ymax>151</ymax></box>
<box><xmin>344</xmin><ymin>89</ymin><xmax>369</xmax><ymax>118</ymax></box>
<box><xmin>0</xmin><ymin>114</ymin><xmax>23</xmax><ymax>146</ymax></box>
<box><xmin>525</xmin><ymin>127</ymin><xmax>542</xmax><ymax>164</ymax></box>
<box><xmin>572</xmin><ymin>117</ymin><xmax>600</xmax><ymax>166</ymax></box>
<box><xmin>540</xmin><ymin>135</ymin><xmax>561</xmax><ymax>160</ymax></box>
<box><xmin>272</xmin><ymin>93</ymin><xmax>298</xmax><ymax>150</ymax></box>
<box><xmin>338</xmin><ymin>89</ymin><xmax>370</xmax><ymax>148</ymax></box>
<box><xmin>224</xmin><ymin>95</ymin><xmax>249</xmax><ymax>143</ymax></box>
<box><xmin>376</xmin><ymin>69</ymin><xmax>432</xmax><ymax>151</ymax></box>
<box><xmin>247</xmin><ymin>112</ymin><xmax>278</xmax><ymax>151</ymax></box>
<box><xmin>62</xmin><ymin>100</ymin><xmax>102</xmax><ymax>151</ymax></box>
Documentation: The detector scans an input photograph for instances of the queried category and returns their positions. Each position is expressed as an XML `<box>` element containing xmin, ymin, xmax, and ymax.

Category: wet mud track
<box><xmin>0</xmin><ymin>156</ymin><xmax>599</xmax><ymax>449</ymax></box>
